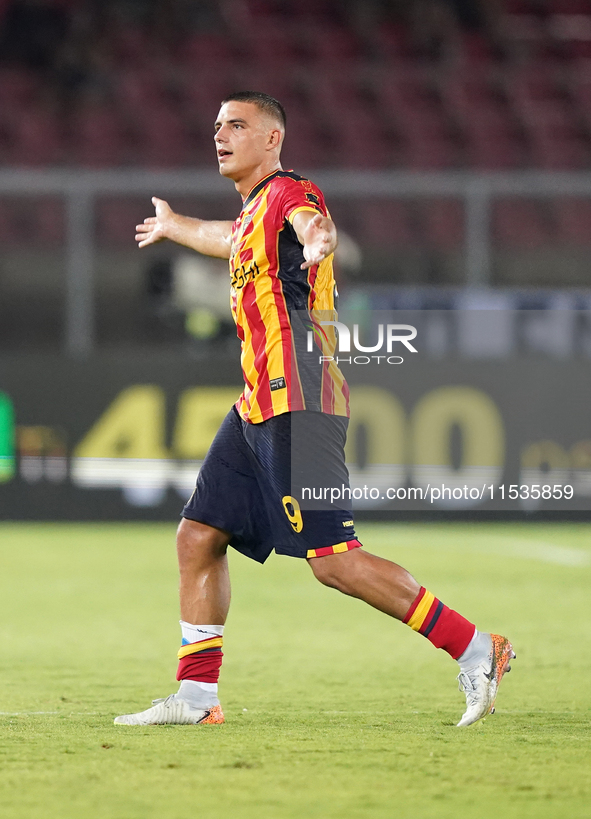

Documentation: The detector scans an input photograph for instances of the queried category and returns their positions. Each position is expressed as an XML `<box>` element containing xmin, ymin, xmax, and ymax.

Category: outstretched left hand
<box><xmin>300</xmin><ymin>213</ymin><xmax>337</xmax><ymax>270</ymax></box>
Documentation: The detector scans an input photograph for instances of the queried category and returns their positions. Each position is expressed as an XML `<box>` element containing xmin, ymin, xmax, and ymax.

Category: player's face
<box><xmin>214</xmin><ymin>101</ymin><xmax>279</xmax><ymax>179</ymax></box>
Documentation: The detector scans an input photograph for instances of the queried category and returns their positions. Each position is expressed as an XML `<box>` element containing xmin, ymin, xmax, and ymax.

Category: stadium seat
<box><xmin>394</xmin><ymin>104</ymin><xmax>457</xmax><ymax>169</ymax></box>
<box><xmin>301</xmin><ymin>24</ymin><xmax>361</xmax><ymax>63</ymax></box>
<box><xmin>72</xmin><ymin>102</ymin><xmax>127</xmax><ymax>167</ymax></box>
<box><xmin>110</xmin><ymin>25</ymin><xmax>154</xmax><ymax>66</ymax></box>
<box><xmin>0</xmin><ymin>198</ymin><xmax>64</xmax><ymax>246</ymax></box>
<box><xmin>374</xmin><ymin>22</ymin><xmax>414</xmax><ymax>61</ymax></box>
<box><xmin>524</xmin><ymin>101</ymin><xmax>588</xmax><ymax>168</ymax></box>
<box><xmin>36</xmin><ymin>199</ymin><xmax>66</xmax><ymax>247</ymax></box>
<box><xmin>114</xmin><ymin>68</ymin><xmax>170</xmax><ymax>117</ymax></box>
<box><xmin>504</xmin><ymin>61</ymin><xmax>563</xmax><ymax>112</ymax></box>
<box><xmin>231</xmin><ymin>68</ymin><xmax>298</xmax><ymax>109</ymax></box>
<box><xmin>567</xmin><ymin>60</ymin><xmax>591</xmax><ymax>128</ymax></box>
<box><xmin>464</xmin><ymin>134</ymin><xmax>524</xmax><ymax>169</ymax></box>
<box><xmin>280</xmin><ymin>105</ymin><xmax>324</xmax><ymax>169</ymax></box>
<box><xmin>493</xmin><ymin>200</ymin><xmax>551</xmax><ymax>248</ymax></box>
<box><xmin>133</xmin><ymin>103</ymin><xmax>192</xmax><ymax>167</ymax></box>
<box><xmin>96</xmin><ymin>199</ymin><xmax>151</xmax><ymax>247</ymax></box>
<box><xmin>303</xmin><ymin>67</ymin><xmax>364</xmax><ymax>117</ymax></box>
<box><xmin>357</xmin><ymin>201</ymin><xmax>417</xmax><ymax>248</ymax></box>
<box><xmin>554</xmin><ymin>198</ymin><xmax>591</xmax><ymax>244</ymax></box>
<box><xmin>371</xmin><ymin>65</ymin><xmax>434</xmax><ymax>124</ymax></box>
<box><xmin>548</xmin><ymin>0</ymin><xmax>591</xmax><ymax>11</ymax></box>
<box><xmin>440</xmin><ymin>70</ymin><xmax>498</xmax><ymax>123</ymax></box>
<box><xmin>421</xmin><ymin>200</ymin><xmax>464</xmax><ymax>251</ymax></box>
<box><xmin>182</xmin><ymin>67</ymin><xmax>235</xmax><ymax>122</ymax></box>
<box><xmin>6</xmin><ymin>107</ymin><xmax>63</xmax><ymax>165</ymax></box>
<box><xmin>0</xmin><ymin>67</ymin><xmax>39</xmax><ymax>120</ymax></box>
<box><xmin>178</xmin><ymin>33</ymin><xmax>235</xmax><ymax>67</ymax></box>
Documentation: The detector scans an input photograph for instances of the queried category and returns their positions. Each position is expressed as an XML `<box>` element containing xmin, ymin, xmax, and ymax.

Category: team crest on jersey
<box><xmin>241</xmin><ymin>214</ymin><xmax>253</xmax><ymax>232</ymax></box>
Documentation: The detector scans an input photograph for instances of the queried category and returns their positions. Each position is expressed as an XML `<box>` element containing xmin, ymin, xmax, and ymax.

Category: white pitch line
<box><xmin>490</xmin><ymin>538</ymin><xmax>591</xmax><ymax>567</ymax></box>
<box><xmin>403</xmin><ymin>534</ymin><xmax>591</xmax><ymax>567</ymax></box>
<box><xmin>0</xmin><ymin>711</ymin><xmax>99</xmax><ymax>716</ymax></box>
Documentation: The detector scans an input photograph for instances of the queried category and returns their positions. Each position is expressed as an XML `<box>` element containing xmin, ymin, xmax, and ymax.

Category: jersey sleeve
<box><xmin>278</xmin><ymin>177</ymin><xmax>326</xmax><ymax>225</ymax></box>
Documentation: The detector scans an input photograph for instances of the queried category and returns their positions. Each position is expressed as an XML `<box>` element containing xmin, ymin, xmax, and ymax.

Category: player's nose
<box><xmin>214</xmin><ymin>124</ymin><xmax>229</xmax><ymax>142</ymax></box>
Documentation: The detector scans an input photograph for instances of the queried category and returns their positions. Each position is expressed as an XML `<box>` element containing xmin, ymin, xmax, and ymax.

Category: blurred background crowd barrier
<box><xmin>2</xmin><ymin>0</ymin><xmax>591</xmax><ymax>519</ymax></box>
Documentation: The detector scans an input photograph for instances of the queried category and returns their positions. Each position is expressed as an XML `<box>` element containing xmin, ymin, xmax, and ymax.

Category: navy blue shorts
<box><xmin>182</xmin><ymin>407</ymin><xmax>360</xmax><ymax>563</ymax></box>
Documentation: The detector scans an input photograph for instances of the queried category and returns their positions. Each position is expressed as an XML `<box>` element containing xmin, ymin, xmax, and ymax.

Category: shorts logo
<box><xmin>342</xmin><ymin>520</ymin><xmax>355</xmax><ymax>527</ymax></box>
<box><xmin>270</xmin><ymin>377</ymin><xmax>286</xmax><ymax>391</ymax></box>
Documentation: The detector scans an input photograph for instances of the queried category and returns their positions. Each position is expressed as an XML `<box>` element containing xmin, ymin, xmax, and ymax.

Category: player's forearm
<box><xmin>166</xmin><ymin>214</ymin><xmax>233</xmax><ymax>259</ymax></box>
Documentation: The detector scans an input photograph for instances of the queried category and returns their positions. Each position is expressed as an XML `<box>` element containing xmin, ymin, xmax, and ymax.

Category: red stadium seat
<box><xmin>303</xmin><ymin>67</ymin><xmax>364</xmax><ymax>117</ymax></box>
<box><xmin>504</xmin><ymin>62</ymin><xmax>563</xmax><ymax>112</ymax></box>
<box><xmin>503</xmin><ymin>1</ymin><xmax>541</xmax><ymax>12</ymax></box>
<box><xmin>0</xmin><ymin>199</ymin><xmax>64</xmax><ymax>247</ymax></box>
<box><xmin>97</xmin><ymin>200</ymin><xmax>148</xmax><ymax>247</ymax></box>
<box><xmin>548</xmin><ymin>0</ymin><xmax>591</xmax><ymax>12</ymax></box>
<box><xmin>301</xmin><ymin>25</ymin><xmax>361</xmax><ymax>63</ymax></box>
<box><xmin>421</xmin><ymin>200</ymin><xmax>465</xmax><ymax>251</ymax></box>
<box><xmin>110</xmin><ymin>25</ymin><xmax>154</xmax><ymax>66</ymax></box>
<box><xmin>395</xmin><ymin>104</ymin><xmax>457</xmax><ymax>169</ymax></box>
<box><xmin>374</xmin><ymin>23</ymin><xmax>414</xmax><ymax>61</ymax></box>
<box><xmin>181</xmin><ymin>68</ymin><xmax>235</xmax><ymax>124</ymax></box>
<box><xmin>371</xmin><ymin>65</ymin><xmax>434</xmax><ymax>125</ymax></box>
<box><xmin>280</xmin><ymin>106</ymin><xmax>325</xmax><ymax>169</ymax></box>
<box><xmin>319</xmin><ymin>102</ymin><xmax>392</xmax><ymax>168</ymax></box>
<box><xmin>493</xmin><ymin>201</ymin><xmax>550</xmax><ymax>248</ymax></box>
<box><xmin>400</xmin><ymin>136</ymin><xmax>457</xmax><ymax>170</ymax></box>
<box><xmin>567</xmin><ymin>60</ymin><xmax>591</xmax><ymax>127</ymax></box>
<box><xmin>0</xmin><ymin>67</ymin><xmax>39</xmax><ymax>119</ymax></box>
<box><xmin>114</xmin><ymin>68</ymin><xmax>170</xmax><ymax>117</ymax></box>
<box><xmin>455</xmin><ymin>31</ymin><xmax>496</xmax><ymax>65</ymax></box>
<box><xmin>465</xmin><ymin>134</ymin><xmax>524</xmax><ymax>169</ymax></box>
<box><xmin>72</xmin><ymin>102</ymin><xmax>127</xmax><ymax>167</ymax></box>
<box><xmin>178</xmin><ymin>34</ymin><xmax>235</xmax><ymax>67</ymax></box>
<box><xmin>133</xmin><ymin>103</ymin><xmax>192</xmax><ymax>167</ymax></box>
<box><xmin>455</xmin><ymin>99</ymin><xmax>524</xmax><ymax>168</ymax></box>
<box><xmin>524</xmin><ymin>101</ymin><xmax>588</xmax><ymax>168</ymax></box>
<box><xmin>554</xmin><ymin>198</ymin><xmax>591</xmax><ymax>244</ymax></box>
<box><xmin>440</xmin><ymin>70</ymin><xmax>499</xmax><ymax>124</ymax></box>
<box><xmin>6</xmin><ymin>108</ymin><xmax>63</xmax><ymax>165</ymax></box>
<box><xmin>357</xmin><ymin>201</ymin><xmax>417</xmax><ymax>247</ymax></box>
<box><xmin>231</xmin><ymin>68</ymin><xmax>297</xmax><ymax>108</ymax></box>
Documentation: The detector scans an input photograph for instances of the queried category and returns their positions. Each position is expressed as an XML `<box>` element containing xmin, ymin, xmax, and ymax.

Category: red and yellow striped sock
<box><xmin>176</xmin><ymin>636</ymin><xmax>223</xmax><ymax>683</ymax></box>
<box><xmin>403</xmin><ymin>587</ymin><xmax>475</xmax><ymax>659</ymax></box>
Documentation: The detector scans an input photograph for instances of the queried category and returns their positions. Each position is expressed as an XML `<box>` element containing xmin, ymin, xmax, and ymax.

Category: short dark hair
<box><xmin>221</xmin><ymin>91</ymin><xmax>286</xmax><ymax>128</ymax></box>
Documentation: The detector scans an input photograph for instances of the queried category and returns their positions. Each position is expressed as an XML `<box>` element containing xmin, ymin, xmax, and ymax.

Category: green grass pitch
<box><xmin>0</xmin><ymin>521</ymin><xmax>590</xmax><ymax>819</ymax></box>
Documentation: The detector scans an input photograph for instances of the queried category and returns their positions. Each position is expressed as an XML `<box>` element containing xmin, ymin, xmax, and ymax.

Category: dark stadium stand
<box><xmin>0</xmin><ymin>0</ymin><xmax>590</xmax><ymax>171</ymax></box>
<box><xmin>1</xmin><ymin>0</ymin><xmax>591</xmax><ymax>347</ymax></box>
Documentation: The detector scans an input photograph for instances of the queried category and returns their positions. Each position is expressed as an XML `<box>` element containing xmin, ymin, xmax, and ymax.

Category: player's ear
<box><xmin>268</xmin><ymin>128</ymin><xmax>283</xmax><ymax>149</ymax></box>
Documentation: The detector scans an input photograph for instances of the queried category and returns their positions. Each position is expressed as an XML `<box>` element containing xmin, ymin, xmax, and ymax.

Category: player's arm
<box><xmin>291</xmin><ymin>211</ymin><xmax>338</xmax><ymax>270</ymax></box>
<box><xmin>135</xmin><ymin>197</ymin><xmax>233</xmax><ymax>259</ymax></box>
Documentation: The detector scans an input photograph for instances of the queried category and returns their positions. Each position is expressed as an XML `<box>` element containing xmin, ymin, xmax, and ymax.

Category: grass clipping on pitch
<box><xmin>0</xmin><ymin>521</ymin><xmax>590</xmax><ymax>819</ymax></box>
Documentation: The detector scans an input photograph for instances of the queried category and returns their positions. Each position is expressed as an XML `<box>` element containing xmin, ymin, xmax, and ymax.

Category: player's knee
<box><xmin>308</xmin><ymin>554</ymin><xmax>351</xmax><ymax>593</ymax></box>
<box><xmin>176</xmin><ymin>518</ymin><xmax>229</xmax><ymax>568</ymax></box>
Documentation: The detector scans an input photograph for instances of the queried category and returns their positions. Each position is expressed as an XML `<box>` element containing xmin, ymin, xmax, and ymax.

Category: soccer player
<box><xmin>114</xmin><ymin>92</ymin><xmax>514</xmax><ymax>728</ymax></box>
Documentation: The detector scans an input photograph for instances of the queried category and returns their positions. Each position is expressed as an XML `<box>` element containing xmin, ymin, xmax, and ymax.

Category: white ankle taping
<box><xmin>177</xmin><ymin>680</ymin><xmax>219</xmax><ymax>709</ymax></box>
<box><xmin>457</xmin><ymin>630</ymin><xmax>492</xmax><ymax>671</ymax></box>
<box><xmin>180</xmin><ymin>622</ymin><xmax>224</xmax><ymax>644</ymax></box>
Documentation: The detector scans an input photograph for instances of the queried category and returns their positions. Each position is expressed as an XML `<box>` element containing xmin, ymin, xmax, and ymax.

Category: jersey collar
<box><xmin>242</xmin><ymin>170</ymin><xmax>283</xmax><ymax>210</ymax></box>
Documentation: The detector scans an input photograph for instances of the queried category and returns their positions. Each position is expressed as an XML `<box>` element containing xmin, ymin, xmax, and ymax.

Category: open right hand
<box><xmin>135</xmin><ymin>197</ymin><xmax>174</xmax><ymax>248</ymax></box>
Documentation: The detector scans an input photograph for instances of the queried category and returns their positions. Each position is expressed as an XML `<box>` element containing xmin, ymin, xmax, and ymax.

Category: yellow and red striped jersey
<box><xmin>229</xmin><ymin>170</ymin><xmax>349</xmax><ymax>424</ymax></box>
